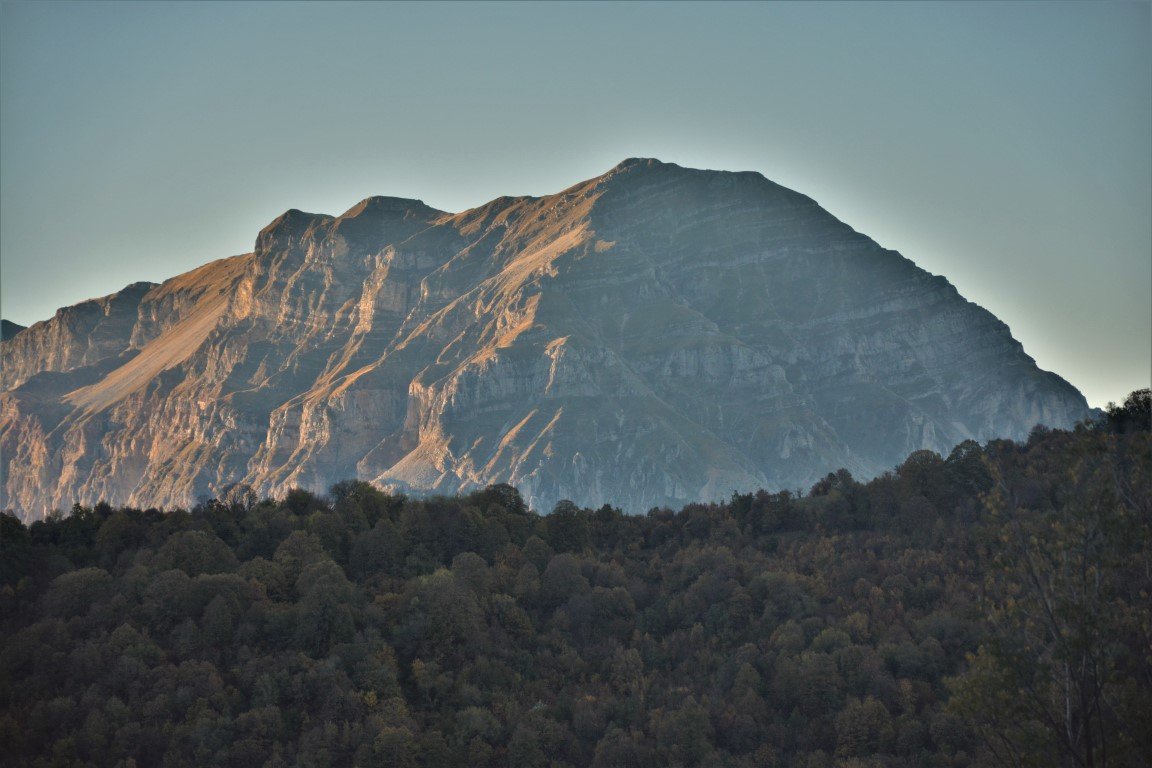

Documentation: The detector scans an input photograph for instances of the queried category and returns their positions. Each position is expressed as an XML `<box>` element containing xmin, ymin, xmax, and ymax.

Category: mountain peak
<box><xmin>259</xmin><ymin>207</ymin><xmax>333</xmax><ymax>235</ymax></box>
<box><xmin>1</xmin><ymin>319</ymin><xmax>26</xmax><ymax>341</ymax></box>
<box><xmin>255</xmin><ymin>208</ymin><xmax>334</xmax><ymax>252</ymax></box>
<box><xmin>124</xmin><ymin>281</ymin><xmax>161</xmax><ymax>292</ymax></box>
<box><xmin>611</xmin><ymin>156</ymin><xmax>671</xmax><ymax>171</ymax></box>
<box><xmin>606</xmin><ymin>157</ymin><xmax>769</xmax><ymax>178</ymax></box>
<box><xmin>338</xmin><ymin>196</ymin><xmax>441</xmax><ymax>220</ymax></box>
<box><xmin>2</xmin><ymin>160</ymin><xmax>1092</xmax><ymax>518</ymax></box>
<box><xmin>601</xmin><ymin>157</ymin><xmax>685</xmax><ymax>180</ymax></box>
<box><xmin>597</xmin><ymin>157</ymin><xmax>780</xmax><ymax>193</ymax></box>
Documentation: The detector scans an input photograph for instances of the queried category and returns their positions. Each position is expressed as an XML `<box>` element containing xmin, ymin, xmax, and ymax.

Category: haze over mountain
<box><xmin>0</xmin><ymin>159</ymin><xmax>1090</xmax><ymax>519</ymax></box>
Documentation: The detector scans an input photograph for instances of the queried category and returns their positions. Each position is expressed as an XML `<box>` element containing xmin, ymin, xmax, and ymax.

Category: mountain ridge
<box><xmin>0</xmin><ymin>320</ymin><xmax>26</xmax><ymax>341</ymax></box>
<box><xmin>0</xmin><ymin>159</ymin><xmax>1091</xmax><ymax>518</ymax></box>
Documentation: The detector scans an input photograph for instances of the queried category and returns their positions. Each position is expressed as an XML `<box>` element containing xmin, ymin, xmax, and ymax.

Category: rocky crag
<box><xmin>1</xmin><ymin>159</ymin><xmax>1091</xmax><ymax>519</ymax></box>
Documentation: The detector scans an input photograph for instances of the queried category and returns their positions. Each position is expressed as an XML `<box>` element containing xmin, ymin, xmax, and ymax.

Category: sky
<box><xmin>1</xmin><ymin>1</ymin><xmax>1148</xmax><ymax>408</ymax></box>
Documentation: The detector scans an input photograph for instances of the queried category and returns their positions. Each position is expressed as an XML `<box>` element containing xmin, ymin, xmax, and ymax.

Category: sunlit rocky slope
<box><xmin>0</xmin><ymin>159</ymin><xmax>1090</xmax><ymax>519</ymax></box>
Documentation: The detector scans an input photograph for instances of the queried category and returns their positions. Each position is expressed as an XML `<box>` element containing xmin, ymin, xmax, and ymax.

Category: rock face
<box><xmin>1</xmin><ymin>159</ymin><xmax>1091</xmax><ymax>519</ymax></box>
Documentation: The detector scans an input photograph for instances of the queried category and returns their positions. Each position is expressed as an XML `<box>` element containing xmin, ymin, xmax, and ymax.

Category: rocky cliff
<box><xmin>1</xmin><ymin>159</ymin><xmax>1091</xmax><ymax>519</ymax></box>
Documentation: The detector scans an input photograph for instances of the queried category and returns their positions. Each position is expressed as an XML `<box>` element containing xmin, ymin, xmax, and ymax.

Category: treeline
<box><xmin>0</xmin><ymin>391</ymin><xmax>1148</xmax><ymax>768</ymax></box>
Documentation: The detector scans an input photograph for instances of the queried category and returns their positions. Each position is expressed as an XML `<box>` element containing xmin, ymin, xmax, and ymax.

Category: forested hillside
<box><xmin>1</xmin><ymin>392</ymin><xmax>1148</xmax><ymax>768</ymax></box>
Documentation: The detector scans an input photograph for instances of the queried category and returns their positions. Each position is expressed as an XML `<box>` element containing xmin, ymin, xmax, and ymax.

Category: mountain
<box><xmin>0</xmin><ymin>159</ymin><xmax>1091</xmax><ymax>519</ymax></box>
<box><xmin>1</xmin><ymin>320</ymin><xmax>26</xmax><ymax>341</ymax></box>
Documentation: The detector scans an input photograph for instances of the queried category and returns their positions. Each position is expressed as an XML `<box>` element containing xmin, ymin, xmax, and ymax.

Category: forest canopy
<box><xmin>1</xmin><ymin>393</ymin><xmax>1149</xmax><ymax>768</ymax></box>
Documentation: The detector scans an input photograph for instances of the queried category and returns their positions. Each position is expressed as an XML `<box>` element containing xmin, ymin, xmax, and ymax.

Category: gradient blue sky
<box><xmin>1</xmin><ymin>1</ymin><xmax>1149</xmax><ymax>407</ymax></box>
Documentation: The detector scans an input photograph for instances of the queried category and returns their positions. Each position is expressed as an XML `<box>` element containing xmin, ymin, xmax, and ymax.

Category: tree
<box><xmin>330</xmin><ymin>479</ymin><xmax>403</xmax><ymax>528</ymax></box>
<box><xmin>43</xmin><ymin>567</ymin><xmax>113</xmax><ymax>619</ymax></box>
<box><xmin>152</xmin><ymin>530</ymin><xmax>237</xmax><ymax>576</ymax></box>
<box><xmin>835</xmin><ymin>697</ymin><xmax>895</xmax><ymax>758</ymax></box>
<box><xmin>273</xmin><ymin>531</ymin><xmax>327</xmax><ymax>588</ymax></box>
<box><xmin>540</xmin><ymin>553</ymin><xmax>590</xmax><ymax>610</ymax></box>
<box><xmin>220</xmin><ymin>483</ymin><xmax>258</xmax><ymax>514</ymax></box>
<box><xmin>350</xmin><ymin>518</ymin><xmax>404</xmax><ymax>578</ymax></box>
<box><xmin>545</xmin><ymin>500</ymin><xmax>590</xmax><ymax>553</ymax></box>
<box><xmin>654</xmin><ymin>698</ymin><xmax>714</xmax><ymax>765</ymax></box>
<box><xmin>948</xmin><ymin>428</ymin><xmax>1152</xmax><ymax>767</ymax></box>
<box><xmin>397</xmin><ymin>570</ymin><xmax>486</xmax><ymax>667</ymax></box>
<box><xmin>295</xmin><ymin>560</ymin><xmax>357</xmax><ymax>656</ymax></box>
<box><xmin>592</xmin><ymin>727</ymin><xmax>647</xmax><ymax>768</ymax></box>
<box><xmin>471</xmin><ymin>483</ymin><xmax>529</xmax><ymax>518</ymax></box>
<box><xmin>373</xmin><ymin>726</ymin><xmax>418</xmax><ymax>767</ymax></box>
<box><xmin>1103</xmin><ymin>388</ymin><xmax>1151</xmax><ymax>434</ymax></box>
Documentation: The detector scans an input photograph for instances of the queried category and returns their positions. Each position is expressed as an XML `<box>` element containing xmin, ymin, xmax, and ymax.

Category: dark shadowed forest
<box><xmin>1</xmin><ymin>392</ymin><xmax>1148</xmax><ymax>768</ymax></box>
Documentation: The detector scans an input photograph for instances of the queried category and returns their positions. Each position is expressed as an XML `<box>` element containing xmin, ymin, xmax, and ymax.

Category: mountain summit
<box><xmin>1</xmin><ymin>160</ymin><xmax>1090</xmax><ymax>518</ymax></box>
<box><xmin>0</xmin><ymin>320</ymin><xmax>26</xmax><ymax>341</ymax></box>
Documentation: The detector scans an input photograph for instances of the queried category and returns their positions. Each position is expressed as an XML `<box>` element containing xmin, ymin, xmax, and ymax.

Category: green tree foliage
<box><xmin>0</xmin><ymin>413</ymin><xmax>1148</xmax><ymax>767</ymax></box>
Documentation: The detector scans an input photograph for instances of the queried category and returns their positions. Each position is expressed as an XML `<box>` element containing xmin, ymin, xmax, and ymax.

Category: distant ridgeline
<box><xmin>0</xmin><ymin>319</ymin><xmax>25</xmax><ymax>341</ymax></box>
<box><xmin>1</xmin><ymin>158</ymin><xmax>1092</xmax><ymax>519</ymax></box>
<box><xmin>1</xmin><ymin>395</ymin><xmax>1148</xmax><ymax>767</ymax></box>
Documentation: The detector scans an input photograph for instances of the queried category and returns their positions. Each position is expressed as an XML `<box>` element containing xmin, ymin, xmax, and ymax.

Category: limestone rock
<box><xmin>1</xmin><ymin>159</ymin><xmax>1091</xmax><ymax>519</ymax></box>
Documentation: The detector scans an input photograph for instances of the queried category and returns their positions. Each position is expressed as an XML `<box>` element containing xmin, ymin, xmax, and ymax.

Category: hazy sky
<box><xmin>1</xmin><ymin>2</ymin><xmax>1148</xmax><ymax>407</ymax></box>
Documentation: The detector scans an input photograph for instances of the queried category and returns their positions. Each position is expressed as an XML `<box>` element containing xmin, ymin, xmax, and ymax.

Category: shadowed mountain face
<box><xmin>1</xmin><ymin>159</ymin><xmax>1090</xmax><ymax>519</ymax></box>
<box><xmin>1</xmin><ymin>320</ymin><xmax>26</xmax><ymax>341</ymax></box>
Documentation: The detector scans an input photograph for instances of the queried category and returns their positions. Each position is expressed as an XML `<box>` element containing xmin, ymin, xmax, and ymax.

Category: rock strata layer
<box><xmin>1</xmin><ymin>159</ymin><xmax>1091</xmax><ymax>519</ymax></box>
